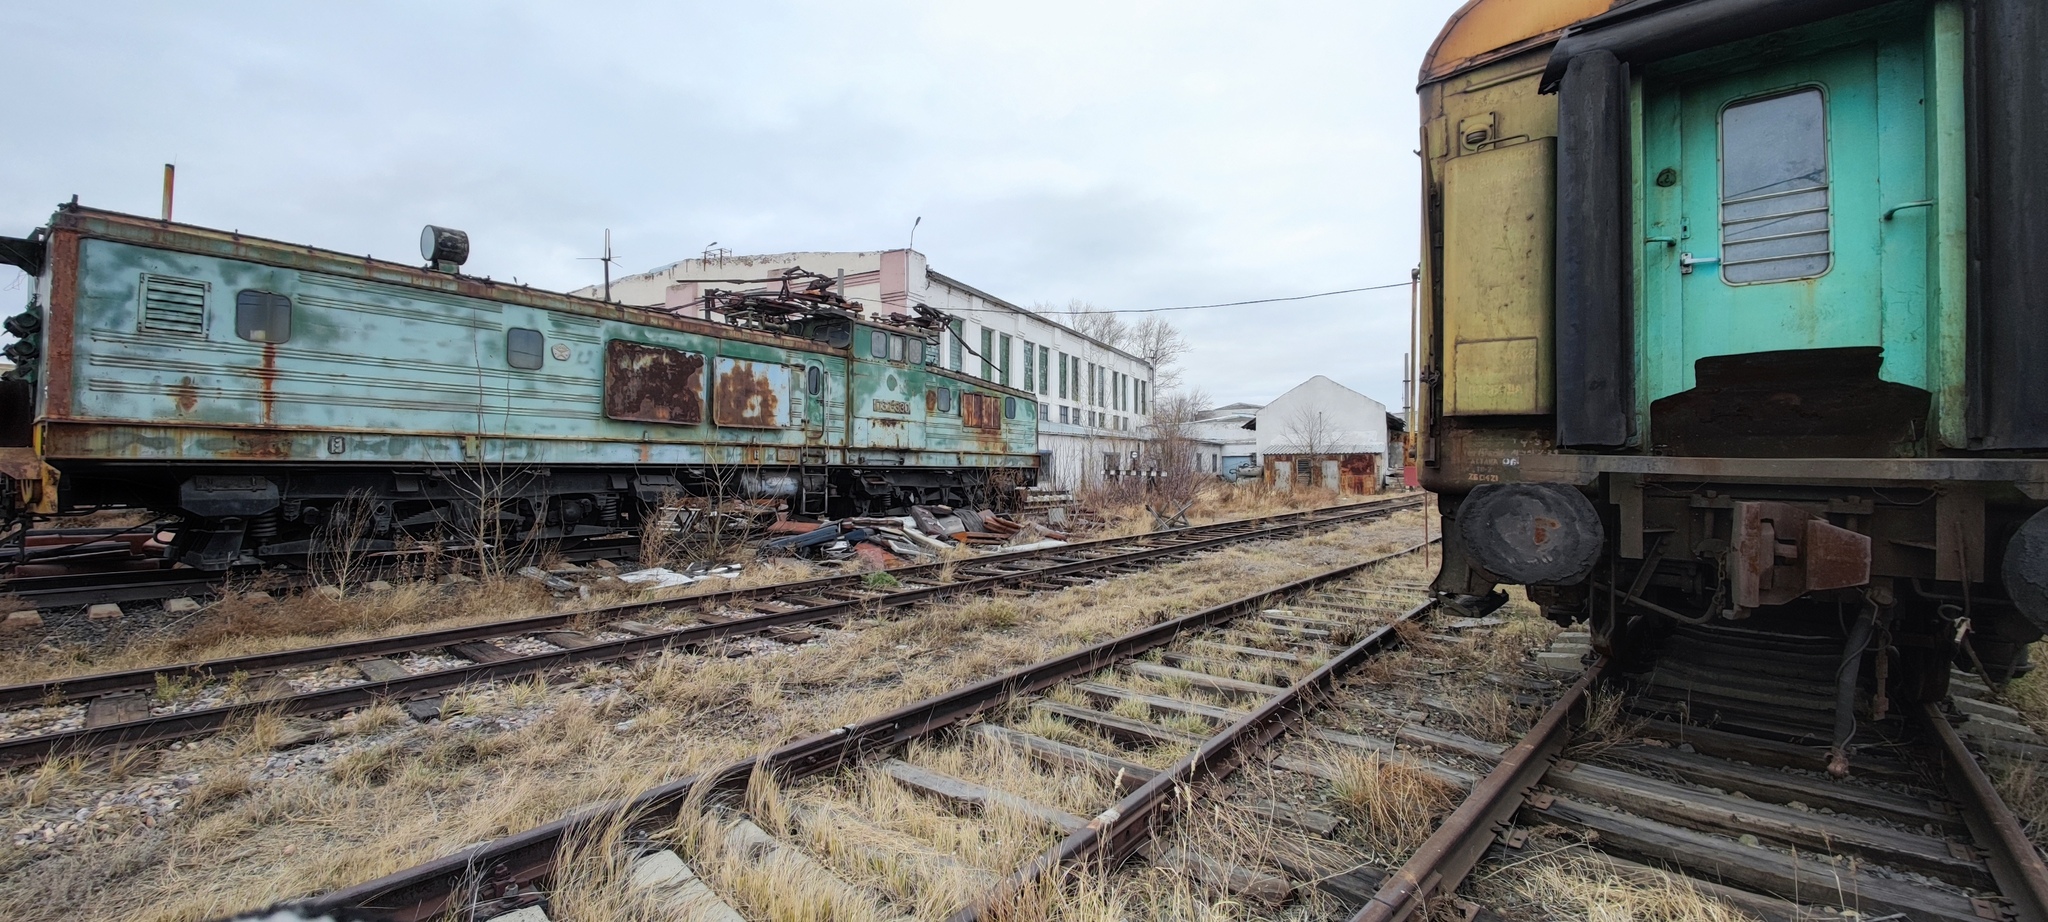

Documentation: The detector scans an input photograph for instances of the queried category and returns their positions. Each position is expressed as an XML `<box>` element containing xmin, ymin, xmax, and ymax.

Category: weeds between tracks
<box><xmin>0</xmin><ymin>508</ymin><xmax>1428</xmax><ymax>922</ymax></box>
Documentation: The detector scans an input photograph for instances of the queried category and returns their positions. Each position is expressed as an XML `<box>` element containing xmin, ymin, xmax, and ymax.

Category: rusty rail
<box><xmin>947</xmin><ymin>597</ymin><xmax>1438</xmax><ymax>922</ymax></box>
<box><xmin>0</xmin><ymin>496</ymin><xmax>1415</xmax><ymax>710</ymax></box>
<box><xmin>1916</xmin><ymin>701</ymin><xmax>2048</xmax><ymax>922</ymax></box>
<box><xmin>1350</xmin><ymin>658</ymin><xmax>1607</xmax><ymax>922</ymax></box>
<box><xmin>0</xmin><ymin>497</ymin><xmax>1420</xmax><ymax>769</ymax></box>
<box><xmin>288</xmin><ymin>541</ymin><xmax>1432</xmax><ymax>922</ymax></box>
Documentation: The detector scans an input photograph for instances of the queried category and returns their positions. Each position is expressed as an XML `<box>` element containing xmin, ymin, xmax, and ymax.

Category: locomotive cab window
<box><xmin>805</xmin><ymin>365</ymin><xmax>824</xmax><ymax>396</ymax></box>
<box><xmin>931</xmin><ymin>387</ymin><xmax>953</xmax><ymax>413</ymax></box>
<box><xmin>868</xmin><ymin>329</ymin><xmax>889</xmax><ymax>359</ymax></box>
<box><xmin>1004</xmin><ymin>396</ymin><xmax>1017</xmax><ymax>420</ymax></box>
<box><xmin>507</xmin><ymin>328</ymin><xmax>545</xmax><ymax>369</ymax></box>
<box><xmin>234</xmin><ymin>290</ymin><xmax>292</xmax><ymax>344</ymax></box>
<box><xmin>889</xmin><ymin>334</ymin><xmax>907</xmax><ymax>363</ymax></box>
<box><xmin>1720</xmin><ymin>88</ymin><xmax>1830</xmax><ymax>284</ymax></box>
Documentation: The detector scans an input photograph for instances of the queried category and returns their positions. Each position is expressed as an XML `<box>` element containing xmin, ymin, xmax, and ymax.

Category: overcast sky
<box><xmin>2</xmin><ymin>1</ymin><xmax>1465</xmax><ymax>409</ymax></box>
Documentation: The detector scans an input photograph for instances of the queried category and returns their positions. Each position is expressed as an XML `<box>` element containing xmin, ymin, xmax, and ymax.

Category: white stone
<box><xmin>1</xmin><ymin>610</ymin><xmax>40</xmax><ymax>630</ymax></box>
<box><xmin>314</xmin><ymin>585</ymin><xmax>345</xmax><ymax>601</ymax></box>
<box><xmin>86</xmin><ymin>603</ymin><xmax>123</xmax><ymax>621</ymax></box>
<box><xmin>482</xmin><ymin>906</ymin><xmax>552</xmax><ymax>922</ymax></box>
<box><xmin>162</xmin><ymin>597</ymin><xmax>201</xmax><ymax>614</ymax></box>
<box><xmin>1534</xmin><ymin>651</ymin><xmax>1585</xmax><ymax>673</ymax></box>
<box><xmin>365</xmin><ymin>580</ymin><xmax>395</xmax><ymax>593</ymax></box>
<box><xmin>243</xmin><ymin>591</ymin><xmax>275</xmax><ymax>604</ymax></box>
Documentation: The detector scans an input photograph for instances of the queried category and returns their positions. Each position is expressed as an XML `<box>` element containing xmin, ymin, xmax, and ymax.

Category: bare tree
<box><xmin>1144</xmin><ymin>388</ymin><xmax>1212</xmax><ymax>477</ymax></box>
<box><xmin>1130</xmin><ymin>316</ymin><xmax>1191</xmax><ymax>391</ymax></box>
<box><xmin>1280</xmin><ymin>407</ymin><xmax>1341</xmax><ymax>490</ymax></box>
<box><xmin>1057</xmin><ymin>300</ymin><xmax>1130</xmax><ymax>349</ymax></box>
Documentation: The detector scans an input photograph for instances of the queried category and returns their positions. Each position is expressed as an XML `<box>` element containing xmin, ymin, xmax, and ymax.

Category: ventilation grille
<box><xmin>140</xmin><ymin>274</ymin><xmax>208</xmax><ymax>335</ymax></box>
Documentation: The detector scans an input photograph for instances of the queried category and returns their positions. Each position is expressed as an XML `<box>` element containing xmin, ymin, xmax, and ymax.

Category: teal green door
<box><xmin>1640</xmin><ymin>31</ymin><xmax>1929</xmax><ymax>402</ymax></box>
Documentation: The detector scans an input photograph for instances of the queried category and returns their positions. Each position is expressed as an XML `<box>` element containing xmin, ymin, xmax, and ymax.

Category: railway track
<box><xmin>0</xmin><ymin>534</ymin><xmax>645</xmax><ymax>609</ymax></box>
<box><xmin>276</xmin><ymin>535</ymin><xmax>1438</xmax><ymax>922</ymax></box>
<box><xmin>0</xmin><ymin>495</ymin><xmax>1423</xmax><ymax>772</ymax></box>
<box><xmin>976</xmin><ymin>634</ymin><xmax>2048</xmax><ymax>921</ymax></box>
<box><xmin>224</xmin><ymin>498</ymin><xmax>2048</xmax><ymax>922</ymax></box>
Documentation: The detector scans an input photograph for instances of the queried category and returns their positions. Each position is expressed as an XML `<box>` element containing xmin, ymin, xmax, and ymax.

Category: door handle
<box><xmin>1679</xmin><ymin>252</ymin><xmax>1719</xmax><ymax>275</ymax></box>
<box><xmin>1645</xmin><ymin>236</ymin><xmax>1678</xmax><ymax>248</ymax></box>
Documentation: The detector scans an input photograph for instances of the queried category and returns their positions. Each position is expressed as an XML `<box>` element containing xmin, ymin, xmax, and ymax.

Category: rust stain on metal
<box><xmin>1340</xmin><ymin>453</ymin><xmax>1380</xmax><ymax>495</ymax></box>
<box><xmin>215</xmin><ymin>432</ymin><xmax>295</xmax><ymax>461</ymax></box>
<box><xmin>713</xmin><ymin>361</ymin><xmax>780</xmax><ymax>428</ymax></box>
<box><xmin>961</xmin><ymin>393</ymin><xmax>1000</xmax><ymax>431</ymax></box>
<box><xmin>603</xmin><ymin>340</ymin><xmax>704</xmax><ymax>425</ymax></box>
<box><xmin>256</xmin><ymin>343</ymin><xmax>278</xmax><ymax>427</ymax></box>
<box><xmin>42</xmin><ymin>232</ymin><xmax>78</xmax><ymax>419</ymax></box>
<box><xmin>169</xmin><ymin>376</ymin><xmax>200</xmax><ymax>414</ymax></box>
<box><xmin>1730</xmin><ymin>500</ymin><xmax>1871</xmax><ymax>611</ymax></box>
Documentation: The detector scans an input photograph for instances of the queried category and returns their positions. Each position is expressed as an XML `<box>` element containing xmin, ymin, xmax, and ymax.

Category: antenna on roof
<box><xmin>578</xmin><ymin>229</ymin><xmax>618</xmax><ymax>302</ymax></box>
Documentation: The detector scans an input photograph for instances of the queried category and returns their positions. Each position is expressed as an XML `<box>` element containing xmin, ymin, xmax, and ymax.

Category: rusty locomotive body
<box><xmin>0</xmin><ymin>205</ymin><xmax>1038</xmax><ymax>568</ymax></box>
<box><xmin>1414</xmin><ymin>0</ymin><xmax>2048</xmax><ymax>758</ymax></box>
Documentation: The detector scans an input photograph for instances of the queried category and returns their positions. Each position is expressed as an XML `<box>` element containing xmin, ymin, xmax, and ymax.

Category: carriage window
<box><xmin>805</xmin><ymin>365</ymin><xmax>824</xmax><ymax>396</ymax></box>
<box><xmin>506</xmin><ymin>327</ymin><xmax>545</xmax><ymax>369</ymax></box>
<box><xmin>1720</xmin><ymin>88</ymin><xmax>1830</xmax><ymax>284</ymax></box>
<box><xmin>869</xmin><ymin>329</ymin><xmax>889</xmax><ymax>358</ymax></box>
<box><xmin>234</xmin><ymin>290</ymin><xmax>292</xmax><ymax>344</ymax></box>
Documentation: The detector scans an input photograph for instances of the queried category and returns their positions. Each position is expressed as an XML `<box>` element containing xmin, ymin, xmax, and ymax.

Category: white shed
<box><xmin>1250</xmin><ymin>376</ymin><xmax>1391</xmax><ymax>493</ymax></box>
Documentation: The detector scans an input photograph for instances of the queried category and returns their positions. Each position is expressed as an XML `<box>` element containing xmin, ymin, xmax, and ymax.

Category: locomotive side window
<box><xmin>1720</xmin><ymin>88</ymin><xmax>1830</xmax><ymax>284</ymax></box>
<box><xmin>805</xmin><ymin>365</ymin><xmax>824</xmax><ymax>396</ymax></box>
<box><xmin>888</xmin><ymin>334</ymin><xmax>907</xmax><ymax>363</ymax></box>
<box><xmin>506</xmin><ymin>328</ymin><xmax>545</xmax><ymax>369</ymax></box>
<box><xmin>234</xmin><ymin>289</ymin><xmax>292</xmax><ymax>344</ymax></box>
<box><xmin>869</xmin><ymin>329</ymin><xmax>889</xmax><ymax>358</ymax></box>
<box><xmin>931</xmin><ymin>387</ymin><xmax>953</xmax><ymax>413</ymax></box>
<box><xmin>1004</xmin><ymin>396</ymin><xmax>1017</xmax><ymax>420</ymax></box>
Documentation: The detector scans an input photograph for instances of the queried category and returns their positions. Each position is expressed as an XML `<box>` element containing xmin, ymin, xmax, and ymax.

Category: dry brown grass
<box><xmin>2006</xmin><ymin>639</ymin><xmax>2048</xmax><ymax>732</ymax></box>
<box><xmin>1328</xmin><ymin>749</ymin><xmax>1460</xmax><ymax>857</ymax></box>
<box><xmin>1078</xmin><ymin>481</ymin><xmax>1418</xmax><ymax>536</ymax></box>
<box><xmin>1475</xmin><ymin>847</ymin><xmax>1760</xmax><ymax>921</ymax></box>
<box><xmin>0</xmin><ymin>511</ymin><xmax>1429</xmax><ymax>922</ymax></box>
<box><xmin>0</xmin><ymin>556</ymin><xmax>829</xmax><ymax>689</ymax></box>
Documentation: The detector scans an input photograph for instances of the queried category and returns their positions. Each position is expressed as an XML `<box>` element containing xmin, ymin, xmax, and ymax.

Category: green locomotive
<box><xmin>0</xmin><ymin>204</ymin><xmax>1037</xmax><ymax>568</ymax></box>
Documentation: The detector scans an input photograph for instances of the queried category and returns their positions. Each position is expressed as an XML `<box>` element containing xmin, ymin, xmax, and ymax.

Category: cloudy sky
<box><xmin>2</xmin><ymin>1</ymin><xmax>1465</xmax><ymax>409</ymax></box>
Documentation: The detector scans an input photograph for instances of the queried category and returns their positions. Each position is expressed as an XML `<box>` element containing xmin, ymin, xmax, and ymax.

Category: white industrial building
<box><xmin>1189</xmin><ymin>402</ymin><xmax>1263</xmax><ymax>478</ymax></box>
<box><xmin>574</xmin><ymin>248</ymin><xmax>1154</xmax><ymax>490</ymax></box>
<box><xmin>1247</xmin><ymin>376</ymin><xmax>1394</xmax><ymax>494</ymax></box>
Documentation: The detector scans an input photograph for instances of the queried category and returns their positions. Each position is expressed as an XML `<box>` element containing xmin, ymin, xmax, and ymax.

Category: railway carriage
<box><xmin>0</xmin><ymin>205</ymin><xmax>1037</xmax><ymax>569</ymax></box>
<box><xmin>1414</xmin><ymin>0</ymin><xmax>2047</xmax><ymax>760</ymax></box>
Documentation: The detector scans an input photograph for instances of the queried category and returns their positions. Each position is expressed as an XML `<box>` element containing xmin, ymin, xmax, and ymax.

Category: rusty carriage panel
<box><xmin>604</xmin><ymin>340</ymin><xmax>705</xmax><ymax>424</ymax></box>
<box><xmin>713</xmin><ymin>357</ymin><xmax>799</xmax><ymax>429</ymax></box>
<box><xmin>961</xmin><ymin>393</ymin><xmax>1001</xmax><ymax>431</ymax></box>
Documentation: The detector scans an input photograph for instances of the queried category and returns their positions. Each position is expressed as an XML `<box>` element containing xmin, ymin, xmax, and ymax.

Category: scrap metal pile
<box><xmin>762</xmin><ymin>505</ymin><xmax>1070</xmax><ymax>567</ymax></box>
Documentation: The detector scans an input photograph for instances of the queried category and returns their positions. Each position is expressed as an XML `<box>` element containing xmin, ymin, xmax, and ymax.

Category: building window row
<box><xmin>946</xmin><ymin>321</ymin><xmax>1149</xmax><ymax>415</ymax></box>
